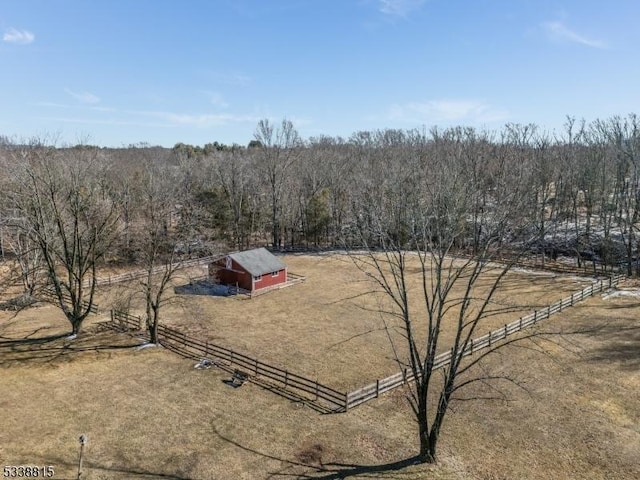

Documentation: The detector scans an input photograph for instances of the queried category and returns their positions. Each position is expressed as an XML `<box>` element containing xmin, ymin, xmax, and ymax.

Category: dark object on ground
<box><xmin>224</xmin><ymin>369</ymin><xmax>249</xmax><ymax>388</ymax></box>
<box><xmin>174</xmin><ymin>280</ymin><xmax>234</xmax><ymax>297</ymax></box>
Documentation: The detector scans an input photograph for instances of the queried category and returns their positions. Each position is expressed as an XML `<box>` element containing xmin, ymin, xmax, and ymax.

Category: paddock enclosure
<box><xmin>95</xmin><ymin>253</ymin><xmax>596</xmax><ymax>390</ymax></box>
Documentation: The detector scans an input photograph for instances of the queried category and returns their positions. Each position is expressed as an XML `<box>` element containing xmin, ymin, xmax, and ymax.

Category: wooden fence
<box><xmin>103</xmin><ymin>309</ymin><xmax>347</xmax><ymax>411</ymax></box>
<box><xmin>92</xmin><ymin>266</ymin><xmax>623</xmax><ymax>412</ymax></box>
<box><xmin>91</xmin><ymin>254</ymin><xmax>226</xmax><ymax>287</ymax></box>
<box><xmin>40</xmin><ymin>288</ymin><xmax>99</xmax><ymax>314</ymax></box>
<box><xmin>109</xmin><ymin>309</ymin><xmax>142</xmax><ymax>331</ymax></box>
<box><xmin>344</xmin><ymin>274</ymin><xmax>624</xmax><ymax>410</ymax></box>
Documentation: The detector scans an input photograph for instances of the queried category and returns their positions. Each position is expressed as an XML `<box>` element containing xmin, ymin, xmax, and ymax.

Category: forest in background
<box><xmin>1</xmin><ymin>114</ymin><xmax>639</xmax><ymax>276</ymax></box>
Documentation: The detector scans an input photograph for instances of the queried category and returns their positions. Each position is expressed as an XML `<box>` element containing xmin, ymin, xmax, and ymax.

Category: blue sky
<box><xmin>1</xmin><ymin>0</ymin><xmax>639</xmax><ymax>147</ymax></box>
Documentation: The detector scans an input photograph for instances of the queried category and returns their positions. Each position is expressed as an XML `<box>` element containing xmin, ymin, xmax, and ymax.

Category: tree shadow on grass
<box><xmin>34</xmin><ymin>456</ymin><xmax>194</xmax><ymax>480</ymax></box>
<box><xmin>0</xmin><ymin>327</ymin><xmax>142</xmax><ymax>365</ymax></box>
<box><xmin>555</xmin><ymin>300</ymin><xmax>640</xmax><ymax>370</ymax></box>
<box><xmin>0</xmin><ymin>330</ymin><xmax>69</xmax><ymax>345</ymax></box>
<box><xmin>582</xmin><ymin>321</ymin><xmax>640</xmax><ymax>370</ymax></box>
<box><xmin>212</xmin><ymin>427</ymin><xmax>426</xmax><ymax>479</ymax></box>
<box><xmin>273</xmin><ymin>458</ymin><xmax>426</xmax><ymax>479</ymax></box>
<box><xmin>83</xmin><ymin>463</ymin><xmax>194</xmax><ymax>480</ymax></box>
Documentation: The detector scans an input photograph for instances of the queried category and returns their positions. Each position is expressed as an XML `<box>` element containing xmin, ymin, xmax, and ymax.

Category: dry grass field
<box><xmin>1</xmin><ymin>277</ymin><xmax>639</xmax><ymax>479</ymax></box>
<box><xmin>97</xmin><ymin>254</ymin><xmax>595</xmax><ymax>390</ymax></box>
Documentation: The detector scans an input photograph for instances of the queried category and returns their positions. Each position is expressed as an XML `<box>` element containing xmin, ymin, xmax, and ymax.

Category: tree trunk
<box><xmin>71</xmin><ymin>319</ymin><xmax>82</xmax><ymax>335</ymax></box>
<box><xmin>418</xmin><ymin>422</ymin><xmax>436</xmax><ymax>463</ymax></box>
<box><xmin>149</xmin><ymin>319</ymin><xmax>159</xmax><ymax>344</ymax></box>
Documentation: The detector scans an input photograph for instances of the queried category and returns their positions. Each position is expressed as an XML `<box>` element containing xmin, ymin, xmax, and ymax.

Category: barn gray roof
<box><xmin>229</xmin><ymin>248</ymin><xmax>286</xmax><ymax>277</ymax></box>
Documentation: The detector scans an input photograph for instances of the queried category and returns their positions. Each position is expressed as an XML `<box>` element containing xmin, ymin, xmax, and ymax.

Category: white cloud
<box><xmin>38</xmin><ymin>116</ymin><xmax>169</xmax><ymax>128</ymax></box>
<box><xmin>39</xmin><ymin>110</ymin><xmax>261</xmax><ymax>130</ymax></box>
<box><xmin>65</xmin><ymin>89</ymin><xmax>101</xmax><ymax>104</ymax></box>
<box><xmin>388</xmin><ymin>99</ymin><xmax>509</xmax><ymax>124</ymax></box>
<box><xmin>3</xmin><ymin>28</ymin><xmax>35</xmax><ymax>44</ymax></box>
<box><xmin>379</xmin><ymin>0</ymin><xmax>426</xmax><ymax>17</ymax></box>
<box><xmin>541</xmin><ymin>21</ymin><xmax>607</xmax><ymax>49</ymax></box>
<box><xmin>32</xmin><ymin>101</ymin><xmax>70</xmax><ymax>109</ymax></box>
<box><xmin>206</xmin><ymin>71</ymin><xmax>252</xmax><ymax>87</ymax></box>
<box><xmin>203</xmin><ymin>91</ymin><xmax>229</xmax><ymax>108</ymax></box>
<box><xmin>128</xmin><ymin>109</ymin><xmax>260</xmax><ymax>127</ymax></box>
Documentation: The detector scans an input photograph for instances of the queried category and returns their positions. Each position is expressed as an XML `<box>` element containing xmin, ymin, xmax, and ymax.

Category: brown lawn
<box><xmin>0</xmin><ymin>278</ymin><xmax>639</xmax><ymax>479</ymax></box>
<box><xmin>95</xmin><ymin>254</ymin><xmax>596</xmax><ymax>391</ymax></box>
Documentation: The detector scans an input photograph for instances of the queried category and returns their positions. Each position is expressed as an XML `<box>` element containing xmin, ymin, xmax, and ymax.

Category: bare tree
<box><xmin>2</xmin><ymin>143</ymin><xmax>120</xmax><ymax>335</ymax></box>
<box><xmin>254</xmin><ymin>119</ymin><xmax>301</xmax><ymax>248</ymax></box>
<box><xmin>4</xmin><ymin>228</ymin><xmax>44</xmax><ymax>296</ymax></box>
<box><xmin>347</xmin><ymin>127</ymin><xmax>531</xmax><ymax>463</ymax></box>
<box><xmin>134</xmin><ymin>163</ymin><xmax>184</xmax><ymax>344</ymax></box>
<box><xmin>604</xmin><ymin>115</ymin><xmax>640</xmax><ymax>275</ymax></box>
<box><xmin>215</xmin><ymin>147</ymin><xmax>253</xmax><ymax>250</ymax></box>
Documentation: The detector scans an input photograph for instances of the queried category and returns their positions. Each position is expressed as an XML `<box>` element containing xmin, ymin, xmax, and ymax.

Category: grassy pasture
<box><xmin>1</xmin><ymin>283</ymin><xmax>639</xmax><ymax>479</ymax></box>
<box><xmin>96</xmin><ymin>254</ymin><xmax>595</xmax><ymax>390</ymax></box>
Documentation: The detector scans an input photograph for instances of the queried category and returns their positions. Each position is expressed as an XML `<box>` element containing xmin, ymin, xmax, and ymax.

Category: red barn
<box><xmin>209</xmin><ymin>248</ymin><xmax>287</xmax><ymax>293</ymax></box>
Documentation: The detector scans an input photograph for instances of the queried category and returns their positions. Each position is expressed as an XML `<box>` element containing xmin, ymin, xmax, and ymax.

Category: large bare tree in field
<box><xmin>254</xmin><ymin>118</ymin><xmax>301</xmax><ymax>248</ymax></box>
<box><xmin>2</xmin><ymin>144</ymin><xmax>120</xmax><ymax>335</ymax></box>
<box><xmin>348</xmin><ymin>128</ymin><xmax>532</xmax><ymax>463</ymax></box>
<box><xmin>133</xmin><ymin>163</ymin><xmax>185</xmax><ymax>345</ymax></box>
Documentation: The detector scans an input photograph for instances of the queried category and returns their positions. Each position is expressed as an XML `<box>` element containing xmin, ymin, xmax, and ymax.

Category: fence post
<box><xmin>519</xmin><ymin>317</ymin><xmax>523</xmax><ymax>330</ymax></box>
<box><xmin>470</xmin><ymin>339</ymin><xmax>473</xmax><ymax>354</ymax></box>
<box><xmin>403</xmin><ymin>368</ymin><xmax>407</xmax><ymax>384</ymax></box>
<box><xmin>284</xmin><ymin>371</ymin><xmax>289</xmax><ymax>388</ymax></box>
<box><xmin>534</xmin><ymin>310</ymin><xmax>537</xmax><ymax>323</ymax></box>
<box><xmin>571</xmin><ymin>293</ymin><xmax>574</xmax><ymax>306</ymax></box>
<box><xmin>315</xmin><ymin>380</ymin><xmax>319</xmax><ymax>401</ymax></box>
<box><xmin>376</xmin><ymin>379</ymin><xmax>380</xmax><ymax>398</ymax></box>
<box><xmin>344</xmin><ymin>392</ymin><xmax>349</xmax><ymax>412</ymax></box>
<box><xmin>503</xmin><ymin>324</ymin><xmax>507</xmax><ymax>339</ymax></box>
<box><xmin>547</xmin><ymin>305</ymin><xmax>551</xmax><ymax>317</ymax></box>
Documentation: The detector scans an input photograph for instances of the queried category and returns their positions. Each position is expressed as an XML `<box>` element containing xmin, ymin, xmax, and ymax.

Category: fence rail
<box><xmin>40</xmin><ymin>288</ymin><xmax>99</xmax><ymax>314</ymax></box>
<box><xmin>91</xmin><ymin>254</ymin><xmax>226</xmax><ymax>287</ymax></box>
<box><xmin>344</xmin><ymin>274</ymin><xmax>624</xmax><ymax>410</ymax></box>
<box><xmin>109</xmin><ymin>310</ymin><xmax>142</xmax><ymax>331</ymax></box>
<box><xmin>103</xmin><ymin>309</ymin><xmax>347</xmax><ymax>410</ymax></box>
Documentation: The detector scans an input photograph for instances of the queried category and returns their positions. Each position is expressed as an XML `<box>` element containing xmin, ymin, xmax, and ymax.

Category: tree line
<box><xmin>1</xmin><ymin>115</ymin><xmax>639</xmax><ymax>322</ymax></box>
<box><xmin>166</xmin><ymin>116</ymin><xmax>640</xmax><ymax>273</ymax></box>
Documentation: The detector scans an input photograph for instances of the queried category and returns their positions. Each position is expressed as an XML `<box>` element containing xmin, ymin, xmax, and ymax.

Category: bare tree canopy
<box><xmin>346</xmin><ymin>126</ymin><xmax>535</xmax><ymax>463</ymax></box>
<box><xmin>253</xmin><ymin>118</ymin><xmax>302</xmax><ymax>248</ymax></box>
<box><xmin>1</xmin><ymin>142</ymin><xmax>120</xmax><ymax>334</ymax></box>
